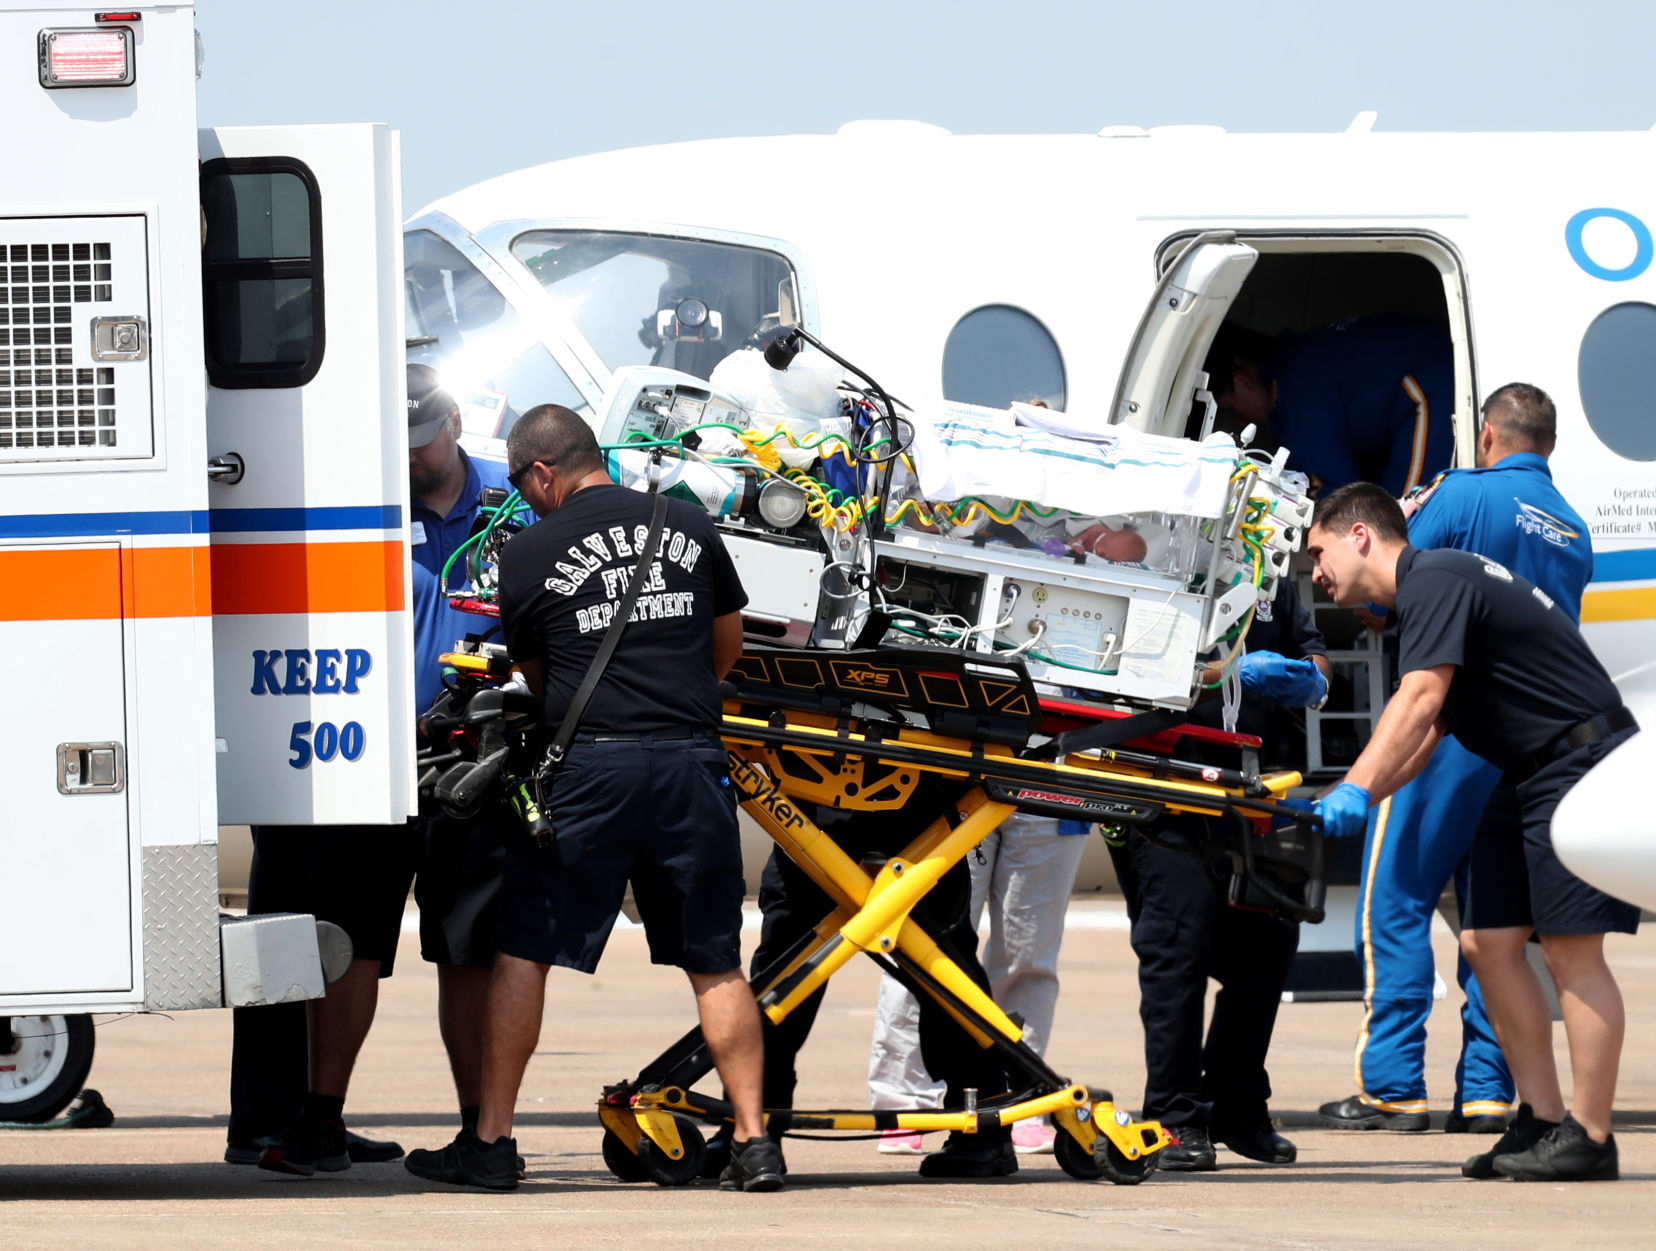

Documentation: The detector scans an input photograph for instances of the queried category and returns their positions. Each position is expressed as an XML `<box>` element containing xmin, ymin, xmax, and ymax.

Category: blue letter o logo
<box><xmin>1565</xmin><ymin>208</ymin><xmax>1653</xmax><ymax>282</ymax></box>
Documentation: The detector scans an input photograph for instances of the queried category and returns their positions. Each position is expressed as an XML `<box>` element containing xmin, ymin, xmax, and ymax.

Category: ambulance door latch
<box><xmin>57</xmin><ymin>743</ymin><xmax>126</xmax><ymax>795</ymax></box>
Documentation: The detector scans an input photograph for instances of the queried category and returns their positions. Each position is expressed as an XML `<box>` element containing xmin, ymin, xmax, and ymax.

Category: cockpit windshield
<box><xmin>510</xmin><ymin>230</ymin><xmax>799</xmax><ymax>382</ymax></box>
<box><xmin>404</xmin><ymin>229</ymin><xmax>592</xmax><ymax>450</ymax></box>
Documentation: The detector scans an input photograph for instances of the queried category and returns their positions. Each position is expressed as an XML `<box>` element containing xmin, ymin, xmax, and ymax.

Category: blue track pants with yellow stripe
<box><xmin>1353</xmin><ymin>735</ymin><xmax>1515</xmax><ymax>1117</ymax></box>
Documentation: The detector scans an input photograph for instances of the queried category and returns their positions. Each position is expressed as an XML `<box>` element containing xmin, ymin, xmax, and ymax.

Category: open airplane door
<box><xmin>201</xmin><ymin>124</ymin><xmax>416</xmax><ymax>825</ymax></box>
<box><xmin>1110</xmin><ymin>232</ymin><xmax>1258</xmax><ymax>437</ymax></box>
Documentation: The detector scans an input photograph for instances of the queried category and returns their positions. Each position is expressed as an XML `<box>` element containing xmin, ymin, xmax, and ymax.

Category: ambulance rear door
<box><xmin>201</xmin><ymin>124</ymin><xmax>416</xmax><ymax>825</ymax></box>
<box><xmin>1110</xmin><ymin>232</ymin><xmax>1258</xmax><ymax>437</ymax></box>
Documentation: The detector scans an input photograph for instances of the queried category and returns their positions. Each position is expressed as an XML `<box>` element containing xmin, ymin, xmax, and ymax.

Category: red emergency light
<box><xmin>38</xmin><ymin>26</ymin><xmax>136</xmax><ymax>88</ymax></box>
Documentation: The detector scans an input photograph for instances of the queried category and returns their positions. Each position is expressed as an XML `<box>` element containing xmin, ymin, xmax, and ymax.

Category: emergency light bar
<box><xmin>38</xmin><ymin>26</ymin><xmax>135</xmax><ymax>88</ymax></box>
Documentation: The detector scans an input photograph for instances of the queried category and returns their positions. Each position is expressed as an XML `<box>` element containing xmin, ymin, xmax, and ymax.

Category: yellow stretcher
<box><xmin>425</xmin><ymin>643</ymin><xmax>1324</xmax><ymax>1186</ymax></box>
<box><xmin>601</xmin><ymin>646</ymin><xmax>1321</xmax><ymax>1186</ymax></box>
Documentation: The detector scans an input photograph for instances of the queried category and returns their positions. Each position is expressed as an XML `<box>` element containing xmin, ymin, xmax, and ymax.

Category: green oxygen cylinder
<box><xmin>606</xmin><ymin>449</ymin><xmax>756</xmax><ymax>519</ymax></box>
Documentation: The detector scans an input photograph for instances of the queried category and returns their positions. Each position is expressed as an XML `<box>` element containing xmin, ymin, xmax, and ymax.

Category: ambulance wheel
<box><xmin>601</xmin><ymin>1127</ymin><xmax>651</xmax><ymax>1183</ymax></box>
<box><xmin>1053</xmin><ymin>1128</ymin><xmax>1102</xmax><ymax>1180</ymax></box>
<box><xmin>638</xmin><ymin>1115</ymin><xmax>706</xmax><ymax>1187</ymax></box>
<box><xmin>0</xmin><ymin>1014</ymin><xmax>95</xmax><ymax>1124</ymax></box>
<box><xmin>1097</xmin><ymin>1138</ymin><xmax>1158</xmax><ymax>1186</ymax></box>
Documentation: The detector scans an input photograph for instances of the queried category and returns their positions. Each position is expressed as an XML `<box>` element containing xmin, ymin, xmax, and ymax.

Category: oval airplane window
<box><xmin>1578</xmin><ymin>302</ymin><xmax>1656</xmax><ymax>461</ymax></box>
<box><xmin>942</xmin><ymin>305</ymin><xmax>1066</xmax><ymax>411</ymax></box>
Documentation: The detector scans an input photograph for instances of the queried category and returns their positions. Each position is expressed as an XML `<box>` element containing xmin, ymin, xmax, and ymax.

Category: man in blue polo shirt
<box><xmin>1319</xmin><ymin>384</ymin><xmax>1593</xmax><ymax>1138</ymax></box>
<box><xmin>1209</xmin><ymin>315</ymin><xmax>1455</xmax><ymax>498</ymax></box>
<box><xmin>230</xmin><ymin>365</ymin><xmax>515</xmax><ymax>1176</ymax></box>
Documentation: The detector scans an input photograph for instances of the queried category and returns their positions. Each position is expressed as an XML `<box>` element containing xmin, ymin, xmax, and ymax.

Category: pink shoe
<box><xmin>876</xmin><ymin>1129</ymin><xmax>927</xmax><ymax>1155</ymax></box>
<box><xmin>1010</xmin><ymin>1122</ymin><xmax>1056</xmax><ymax>1155</ymax></box>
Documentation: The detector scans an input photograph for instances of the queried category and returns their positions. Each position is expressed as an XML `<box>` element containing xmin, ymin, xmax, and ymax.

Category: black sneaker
<box><xmin>1210</xmin><ymin>1118</ymin><xmax>1296</xmax><ymax>1164</ymax></box>
<box><xmin>345</xmin><ymin>1130</ymin><xmax>405</xmax><ymax>1163</ymax></box>
<box><xmin>224</xmin><ymin>1135</ymin><xmax>275</xmax><ymax>1166</ymax></box>
<box><xmin>1445</xmin><ymin>1109</ymin><xmax>1509</xmax><ymax>1135</ymax></box>
<box><xmin>1462</xmin><ymin>1103</ymin><xmax>1556</xmax><ymax>1179</ymax></box>
<box><xmin>404</xmin><ymin>1127</ymin><xmax>521</xmax><ymax>1191</ymax></box>
<box><xmin>458</xmin><ymin>1108</ymin><xmax>526</xmax><ymax>1178</ymax></box>
<box><xmin>1157</xmin><ymin>1125</ymin><xmax>1217</xmax><ymax>1172</ymax></box>
<box><xmin>258</xmin><ymin>1117</ymin><xmax>350</xmax><ymax>1176</ymax></box>
<box><xmin>917</xmin><ymin>1131</ymin><xmax>1018</xmax><ymax>1179</ymax></box>
<box><xmin>1491</xmin><ymin>1115</ymin><xmax>1619</xmax><ymax>1182</ymax></box>
<box><xmin>703</xmin><ymin>1129</ymin><xmax>786</xmax><ymax>1180</ymax></box>
<box><xmin>1317</xmin><ymin>1095</ymin><xmax>1429</xmax><ymax>1132</ymax></box>
<box><xmin>719</xmin><ymin>1135</ymin><xmax>786</xmax><ymax>1192</ymax></box>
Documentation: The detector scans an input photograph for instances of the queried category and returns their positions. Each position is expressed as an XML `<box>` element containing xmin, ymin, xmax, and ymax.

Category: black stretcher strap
<box><xmin>1026</xmin><ymin>706</ymin><xmax>1184</xmax><ymax>761</ymax></box>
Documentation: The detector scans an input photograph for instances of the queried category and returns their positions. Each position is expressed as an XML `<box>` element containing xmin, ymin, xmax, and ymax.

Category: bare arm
<box><xmin>514</xmin><ymin>657</ymin><xmax>544</xmax><ymax>698</ymax></box>
<box><xmin>1344</xmin><ymin>665</ymin><xmax>1453</xmax><ymax>801</ymax></box>
<box><xmin>712</xmin><ymin>612</ymin><xmax>745</xmax><ymax>680</ymax></box>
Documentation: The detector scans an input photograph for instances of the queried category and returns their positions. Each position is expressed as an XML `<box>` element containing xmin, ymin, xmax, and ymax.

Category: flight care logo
<box><xmin>1514</xmin><ymin>500</ymin><xmax>1579</xmax><ymax>549</ymax></box>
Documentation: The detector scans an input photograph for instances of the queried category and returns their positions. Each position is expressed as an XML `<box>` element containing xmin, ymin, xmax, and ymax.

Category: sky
<box><xmin>196</xmin><ymin>0</ymin><xmax>1656</xmax><ymax>216</ymax></box>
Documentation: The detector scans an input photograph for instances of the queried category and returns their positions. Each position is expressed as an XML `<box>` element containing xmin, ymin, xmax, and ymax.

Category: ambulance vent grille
<box><xmin>0</xmin><ymin>240</ymin><xmax>117</xmax><ymax>451</ymax></box>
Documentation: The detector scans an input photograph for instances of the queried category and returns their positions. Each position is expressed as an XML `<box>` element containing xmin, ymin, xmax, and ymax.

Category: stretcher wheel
<box><xmin>1096</xmin><ymin>1139</ymin><xmax>1158</xmax><ymax>1186</ymax></box>
<box><xmin>601</xmin><ymin>1128</ymin><xmax>651</xmax><ymax>1183</ymax></box>
<box><xmin>638</xmin><ymin>1114</ymin><xmax>707</xmax><ymax>1187</ymax></box>
<box><xmin>1053</xmin><ymin>1128</ymin><xmax>1103</xmax><ymax>1180</ymax></box>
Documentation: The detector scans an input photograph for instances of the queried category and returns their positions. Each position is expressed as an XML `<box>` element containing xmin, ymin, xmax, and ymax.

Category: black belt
<box><xmin>1516</xmin><ymin>705</ymin><xmax>1638</xmax><ymax>781</ymax></box>
<box><xmin>581</xmin><ymin>728</ymin><xmax>706</xmax><ymax>743</ymax></box>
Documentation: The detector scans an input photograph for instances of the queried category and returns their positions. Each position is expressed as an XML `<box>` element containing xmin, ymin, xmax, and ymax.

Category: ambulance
<box><xmin>1</xmin><ymin>2</ymin><xmax>410</xmax><ymax>1121</ymax></box>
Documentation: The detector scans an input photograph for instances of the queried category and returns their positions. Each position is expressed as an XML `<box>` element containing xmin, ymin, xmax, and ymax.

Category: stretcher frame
<box><xmin>577</xmin><ymin>645</ymin><xmax>1322</xmax><ymax>1187</ymax></box>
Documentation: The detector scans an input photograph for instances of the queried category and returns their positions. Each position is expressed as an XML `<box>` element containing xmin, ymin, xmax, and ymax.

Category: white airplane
<box><xmin>403</xmin><ymin>117</ymin><xmax>1656</xmax><ymax>920</ymax></box>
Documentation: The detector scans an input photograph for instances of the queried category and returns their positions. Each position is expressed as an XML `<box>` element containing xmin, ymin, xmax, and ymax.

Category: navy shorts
<box><xmin>248</xmin><ymin>824</ymin><xmax>420</xmax><ymax>977</ymax></box>
<box><xmin>250</xmin><ymin>812</ymin><xmax>506</xmax><ymax>975</ymax></box>
<box><xmin>494</xmin><ymin>730</ymin><xmax>745</xmax><ymax>975</ymax></box>
<box><xmin>414</xmin><ymin>810</ymin><xmax>508</xmax><ymax>968</ymax></box>
<box><xmin>1463</xmin><ymin>726</ymin><xmax>1641</xmax><ymax>936</ymax></box>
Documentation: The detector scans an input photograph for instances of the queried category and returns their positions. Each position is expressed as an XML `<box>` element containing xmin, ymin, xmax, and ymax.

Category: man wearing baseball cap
<box><xmin>227</xmin><ymin>364</ymin><xmax>516</xmax><ymax>1176</ymax></box>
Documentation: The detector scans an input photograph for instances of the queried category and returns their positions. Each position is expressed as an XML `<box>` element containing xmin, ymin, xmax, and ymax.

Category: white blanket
<box><xmin>907</xmin><ymin>402</ymin><xmax>1239</xmax><ymax>519</ymax></box>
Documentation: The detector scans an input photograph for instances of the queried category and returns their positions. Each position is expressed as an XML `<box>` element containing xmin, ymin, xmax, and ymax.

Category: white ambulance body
<box><xmin>2</xmin><ymin>1</ymin><xmax>411</xmax><ymax>1118</ymax></box>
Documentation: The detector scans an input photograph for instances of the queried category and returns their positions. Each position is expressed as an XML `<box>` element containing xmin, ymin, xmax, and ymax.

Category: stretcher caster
<box><xmin>1095</xmin><ymin>1139</ymin><xmax>1158</xmax><ymax>1186</ymax></box>
<box><xmin>601</xmin><ymin>1128</ymin><xmax>651</xmax><ymax>1183</ymax></box>
<box><xmin>1054</xmin><ymin>1124</ymin><xmax>1160</xmax><ymax>1185</ymax></box>
<box><xmin>638</xmin><ymin>1114</ymin><xmax>706</xmax><ymax>1187</ymax></box>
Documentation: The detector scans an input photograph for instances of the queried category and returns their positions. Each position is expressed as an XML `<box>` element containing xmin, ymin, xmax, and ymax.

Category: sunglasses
<box><xmin>507</xmin><ymin>460</ymin><xmax>548</xmax><ymax>492</ymax></box>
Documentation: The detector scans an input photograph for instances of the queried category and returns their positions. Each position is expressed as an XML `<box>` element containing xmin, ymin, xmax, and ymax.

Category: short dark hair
<box><xmin>1203</xmin><ymin>323</ymin><xmax>1275</xmax><ymax>399</ymax></box>
<box><xmin>1481</xmin><ymin>382</ymin><xmax>1556</xmax><ymax>455</ymax></box>
<box><xmin>506</xmin><ymin>404</ymin><xmax>602</xmax><ymax>478</ymax></box>
<box><xmin>1312</xmin><ymin>481</ymin><xmax>1408</xmax><ymax>543</ymax></box>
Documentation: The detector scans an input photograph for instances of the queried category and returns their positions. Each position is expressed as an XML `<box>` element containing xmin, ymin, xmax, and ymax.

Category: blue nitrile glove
<box><xmin>1237</xmin><ymin>651</ymin><xmax>1327</xmax><ymax>708</ymax></box>
<box><xmin>1314</xmin><ymin>783</ymin><xmax>1370</xmax><ymax>839</ymax></box>
<box><xmin>1057</xmin><ymin>819</ymin><xmax>1092</xmax><ymax>836</ymax></box>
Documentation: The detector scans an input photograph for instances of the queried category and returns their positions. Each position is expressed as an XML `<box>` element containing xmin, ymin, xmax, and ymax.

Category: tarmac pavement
<box><xmin>3</xmin><ymin>902</ymin><xmax>1654</xmax><ymax>1248</ymax></box>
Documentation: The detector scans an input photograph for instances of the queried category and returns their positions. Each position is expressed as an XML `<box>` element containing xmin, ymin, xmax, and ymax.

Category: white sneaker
<box><xmin>876</xmin><ymin>1129</ymin><xmax>927</xmax><ymax>1155</ymax></box>
<box><xmin>1010</xmin><ymin>1122</ymin><xmax>1056</xmax><ymax>1155</ymax></box>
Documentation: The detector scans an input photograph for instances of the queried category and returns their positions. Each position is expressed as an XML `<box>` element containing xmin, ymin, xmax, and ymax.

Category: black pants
<box><xmin>750</xmin><ymin>784</ymin><xmax>1005</xmax><ymax>1112</ymax></box>
<box><xmin>1107</xmin><ymin>818</ymin><xmax>1298</xmax><ymax>1130</ymax></box>
<box><xmin>227</xmin><ymin>828</ymin><xmax>309</xmax><ymax>1142</ymax></box>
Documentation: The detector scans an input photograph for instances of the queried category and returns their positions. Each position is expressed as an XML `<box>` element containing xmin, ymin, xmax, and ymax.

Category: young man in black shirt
<box><xmin>1306</xmin><ymin>482</ymin><xmax>1639</xmax><ymax>1182</ymax></box>
<box><xmin>406</xmin><ymin>404</ymin><xmax>781</xmax><ymax>1193</ymax></box>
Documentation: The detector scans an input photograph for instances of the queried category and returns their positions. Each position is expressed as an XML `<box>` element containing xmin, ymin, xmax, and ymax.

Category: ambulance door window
<box><xmin>941</xmin><ymin>304</ymin><xmax>1066</xmax><ymax>410</ymax></box>
<box><xmin>200</xmin><ymin>158</ymin><xmax>324</xmax><ymax>388</ymax></box>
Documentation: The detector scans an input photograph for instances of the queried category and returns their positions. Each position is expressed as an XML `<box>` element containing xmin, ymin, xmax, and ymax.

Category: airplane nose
<box><xmin>1553</xmin><ymin>730</ymin><xmax>1653</xmax><ymax>910</ymax></box>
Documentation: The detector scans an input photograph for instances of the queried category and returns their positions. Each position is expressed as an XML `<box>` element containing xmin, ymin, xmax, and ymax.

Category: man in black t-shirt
<box><xmin>405</xmin><ymin>405</ymin><xmax>782</xmax><ymax>1194</ymax></box>
<box><xmin>1305</xmin><ymin>482</ymin><xmax>1638</xmax><ymax>1183</ymax></box>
